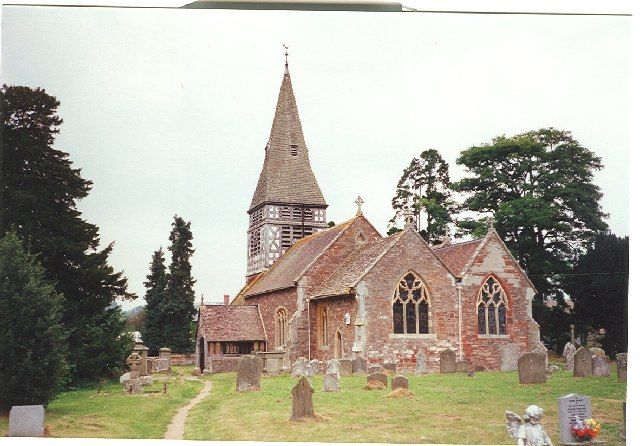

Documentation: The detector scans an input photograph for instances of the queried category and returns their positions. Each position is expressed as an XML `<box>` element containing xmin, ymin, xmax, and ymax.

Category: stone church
<box><xmin>195</xmin><ymin>59</ymin><xmax>546</xmax><ymax>373</ymax></box>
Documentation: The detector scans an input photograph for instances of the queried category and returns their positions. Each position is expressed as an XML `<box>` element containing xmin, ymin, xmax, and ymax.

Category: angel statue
<box><xmin>506</xmin><ymin>405</ymin><xmax>554</xmax><ymax>446</ymax></box>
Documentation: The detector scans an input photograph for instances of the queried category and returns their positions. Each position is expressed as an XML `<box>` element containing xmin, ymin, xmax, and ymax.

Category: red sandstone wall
<box><xmin>209</xmin><ymin>356</ymin><xmax>240</xmax><ymax>373</ymax></box>
<box><xmin>309</xmin><ymin>295</ymin><xmax>358</xmax><ymax>361</ymax></box>
<box><xmin>245</xmin><ymin>288</ymin><xmax>298</xmax><ymax>352</ymax></box>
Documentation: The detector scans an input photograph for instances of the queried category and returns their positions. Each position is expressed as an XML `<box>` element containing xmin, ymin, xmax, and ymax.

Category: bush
<box><xmin>0</xmin><ymin>232</ymin><xmax>68</xmax><ymax>409</ymax></box>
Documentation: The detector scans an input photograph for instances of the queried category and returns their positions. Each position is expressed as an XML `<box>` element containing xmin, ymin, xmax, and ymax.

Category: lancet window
<box><xmin>275</xmin><ymin>307</ymin><xmax>288</xmax><ymax>347</ymax></box>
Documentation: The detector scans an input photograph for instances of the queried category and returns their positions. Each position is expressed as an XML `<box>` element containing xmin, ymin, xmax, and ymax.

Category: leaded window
<box><xmin>392</xmin><ymin>272</ymin><xmax>430</xmax><ymax>334</ymax></box>
<box><xmin>275</xmin><ymin>307</ymin><xmax>288</xmax><ymax>347</ymax></box>
<box><xmin>477</xmin><ymin>276</ymin><xmax>507</xmax><ymax>335</ymax></box>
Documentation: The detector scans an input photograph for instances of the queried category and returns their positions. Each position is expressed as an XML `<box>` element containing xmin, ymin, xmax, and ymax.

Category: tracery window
<box><xmin>392</xmin><ymin>272</ymin><xmax>430</xmax><ymax>334</ymax></box>
<box><xmin>275</xmin><ymin>307</ymin><xmax>288</xmax><ymax>347</ymax></box>
<box><xmin>477</xmin><ymin>276</ymin><xmax>507</xmax><ymax>335</ymax></box>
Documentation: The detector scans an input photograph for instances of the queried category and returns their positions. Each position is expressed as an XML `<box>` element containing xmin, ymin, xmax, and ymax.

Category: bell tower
<box><xmin>247</xmin><ymin>52</ymin><xmax>328</xmax><ymax>278</ymax></box>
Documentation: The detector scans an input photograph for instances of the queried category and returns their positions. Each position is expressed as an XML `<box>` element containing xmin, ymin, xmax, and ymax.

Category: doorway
<box><xmin>198</xmin><ymin>337</ymin><xmax>205</xmax><ymax>371</ymax></box>
<box><xmin>334</xmin><ymin>330</ymin><xmax>343</xmax><ymax>359</ymax></box>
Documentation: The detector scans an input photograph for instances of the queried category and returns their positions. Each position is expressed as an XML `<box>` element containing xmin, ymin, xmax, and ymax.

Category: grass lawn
<box><xmin>185</xmin><ymin>368</ymin><xmax>626</xmax><ymax>445</ymax></box>
<box><xmin>0</xmin><ymin>365</ymin><xmax>201</xmax><ymax>439</ymax></box>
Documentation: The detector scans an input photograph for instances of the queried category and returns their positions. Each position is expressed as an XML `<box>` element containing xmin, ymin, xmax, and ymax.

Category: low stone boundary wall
<box><xmin>209</xmin><ymin>356</ymin><xmax>240</xmax><ymax>373</ymax></box>
<box><xmin>171</xmin><ymin>353</ymin><xmax>195</xmax><ymax>366</ymax></box>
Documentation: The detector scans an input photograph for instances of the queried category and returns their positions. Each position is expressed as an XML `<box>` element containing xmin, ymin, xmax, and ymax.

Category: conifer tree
<box><xmin>1</xmin><ymin>85</ymin><xmax>134</xmax><ymax>382</ymax></box>
<box><xmin>142</xmin><ymin>248</ymin><xmax>168</xmax><ymax>355</ymax></box>
<box><xmin>0</xmin><ymin>232</ymin><xmax>68</xmax><ymax>409</ymax></box>
<box><xmin>165</xmin><ymin>216</ymin><xmax>197</xmax><ymax>352</ymax></box>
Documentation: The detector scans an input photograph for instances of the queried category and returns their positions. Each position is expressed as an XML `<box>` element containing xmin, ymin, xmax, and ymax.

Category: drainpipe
<box><xmin>307</xmin><ymin>298</ymin><xmax>311</xmax><ymax>360</ymax></box>
<box><xmin>457</xmin><ymin>282</ymin><xmax>463</xmax><ymax>361</ymax></box>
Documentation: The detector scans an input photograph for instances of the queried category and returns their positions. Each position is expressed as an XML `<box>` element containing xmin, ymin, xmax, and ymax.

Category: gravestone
<box><xmin>589</xmin><ymin>347</ymin><xmax>606</xmax><ymax>357</ymax></box>
<box><xmin>159</xmin><ymin>347</ymin><xmax>172</xmax><ymax>372</ymax></box>
<box><xmin>500</xmin><ymin>344</ymin><xmax>520</xmax><ymax>371</ymax></box>
<box><xmin>517</xmin><ymin>352</ymin><xmax>546</xmax><ymax>384</ymax></box>
<box><xmin>557</xmin><ymin>394</ymin><xmax>592</xmax><ymax>444</ymax></box>
<box><xmin>352</xmin><ymin>357</ymin><xmax>367</xmax><ymax>374</ymax></box>
<box><xmin>382</xmin><ymin>362</ymin><xmax>396</xmax><ymax>373</ymax></box>
<box><xmin>440</xmin><ymin>349</ymin><xmax>456</xmax><ymax>373</ymax></box>
<box><xmin>124</xmin><ymin>352</ymin><xmax>143</xmax><ymax>393</ymax></box>
<box><xmin>591</xmin><ymin>355</ymin><xmax>611</xmax><ymax>377</ymax></box>
<box><xmin>323</xmin><ymin>373</ymin><xmax>339</xmax><ymax>392</ymax></box>
<box><xmin>153</xmin><ymin>357</ymin><xmax>170</xmax><ymax>372</ymax></box>
<box><xmin>562</xmin><ymin>342</ymin><xmax>576</xmax><ymax>371</ymax></box>
<box><xmin>368</xmin><ymin>365</ymin><xmax>383</xmax><ymax>374</ymax></box>
<box><xmin>367</xmin><ymin>372</ymin><xmax>388</xmax><ymax>387</ymax></box>
<box><xmin>455</xmin><ymin>360</ymin><xmax>469</xmax><ymax>373</ymax></box>
<box><xmin>133</xmin><ymin>342</ymin><xmax>149</xmax><ymax>376</ymax></box>
<box><xmin>291</xmin><ymin>377</ymin><xmax>315</xmax><ymax>420</ymax></box>
<box><xmin>616</xmin><ymin>353</ymin><xmax>627</xmax><ymax>382</ymax></box>
<box><xmin>266</xmin><ymin>357</ymin><xmax>281</xmax><ymax>375</ymax></box>
<box><xmin>119</xmin><ymin>372</ymin><xmax>130</xmax><ymax>384</ymax></box>
<box><xmin>392</xmin><ymin>375</ymin><xmax>409</xmax><ymax>390</ymax></box>
<box><xmin>326</xmin><ymin>358</ymin><xmax>341</xmax><ymax>379</ymax></box>
<box><xmin>415</xmin><ymin>351</ymin><xmax>427</xmax><ymax>374</ymax></box>
<box><xmin>8</xmin><ymin>405</ymin><xmax>45</xmax><ymax>437</ymax></box>
<box><xmin>573</xmin><ymin>347</ymin><xmax>592</xmax><ymax>377</ymax></box>
<box><xmin>236</xmin><ymin>355</ymin><xmax>262</xmax><ymax>391</ymax></box>
<box><xmin>339</xmin><ymin>359</ymin><xmax>353</xmax><ymax>376</ymax></box>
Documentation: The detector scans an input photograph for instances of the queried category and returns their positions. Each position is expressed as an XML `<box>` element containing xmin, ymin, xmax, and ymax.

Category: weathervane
<box><xmin>355</xmin><ymin>196</ymin><xmax>364</xmax><ymax>215</ymax></box>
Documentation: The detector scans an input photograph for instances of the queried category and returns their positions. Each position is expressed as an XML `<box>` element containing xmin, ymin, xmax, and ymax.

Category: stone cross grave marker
<box><xmin>573</xmin><ymin>347</ymin><xmax>592</xmax><ymax>377</ymax></box>
<box><xmin>392</xmin><ymin>375</ymin><xmax>409</xmax><ymax>390</ymax></box>
<box><xmin>133</xmin><ymin>342</ymin><xmax>149</xmax><ymax>376</ymax></box>
<box><xmin>518</xmin><ymin>352</ymin><xmax>547</xmax><ymax>384</ymax></box>
<box><xmin>236</xmin><ymin>355</ymin><xmax>262</xmax><ymax>391</ymax></box>
<box><xmin>440</xmin><ymin>349</ymin><xmax>456</xmax><ymax>373</ymax></box>
<box><xmin>367</xmin><ymin>372</ymin><xmax>388</xmax><ymax>387</ymax></box>
<box><xmin>8</xmin><ymin>405</ymin><xmax>45</xmax><ymax>437</ymax></box>
<box><xmin>326</xmin><ymin>359</ymin><xmax>341</xmax><ymax>378</ymax></box>
<box><xmin>557</xmin><ymin>394</ymin><xmax>592</xmax><ymax>444</ymax></box>
<box><xmin>616</xmin><ymin>353</ymin><xmax>627</xmax><ymax>382</ymax></box>
<box><xmin>352</xmin><ymin>357</ymin><xmax>367</xmax><ymax>374</ymax></box>
<box><xmin>339</xmin><ymin>359</ymin><xmax>353</xmax><ymax>376</ymax></box>
<box><xmin>291</xmin><ymin>377</ymin><xmax>315</xmax><ymax>420</ymax></box>
<box><xmin>562</xmin><ymin>342</ymin><xmax>576</xmax><ymax>371</ymax></box>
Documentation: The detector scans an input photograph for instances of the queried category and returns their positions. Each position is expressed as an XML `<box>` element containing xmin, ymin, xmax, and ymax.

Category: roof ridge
<box><xmin>433</xmin><ymin>238</ymin><xmax>482</xmax><ymax>250</ymax></box>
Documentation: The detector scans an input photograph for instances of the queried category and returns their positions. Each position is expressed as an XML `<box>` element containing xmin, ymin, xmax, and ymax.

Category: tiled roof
<box><xmin>249</xmin><ymin>66</ymin><xmax>326</xmax><ymax>211</ymax></box>
<box><xmin>432</xmin><ymin>239</ymin><xmax>483</xmax><ymax>276</ymax></box>
<box><xmin>198</xmin><ymin>304</ymin><xmax>266</xmax><ymax>341</ymax></box>
<box><xmin>312</xmin><ymin>232</ymin><xmax>404</xmax><ymax>298</ymax></box>
<box><xmin>230</xmin><ymin>272</ymin><xmax>264</xmax><ymax>305</ymax></box>
<box><xmin>244</xmin><ymin>219</ymin><xmax>356</xmax><ymax>297</ymax></box>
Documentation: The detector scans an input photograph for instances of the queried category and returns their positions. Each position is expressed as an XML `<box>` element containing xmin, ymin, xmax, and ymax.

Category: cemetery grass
<box><xmin>184</xmin><ymin>368</ymin><xmax>626</xmax><ymax>445</ymax></box>
<box><xmin>0</xmin><ymin>366</ymin><xmax>201</xmax><ymax>438</ymax></box>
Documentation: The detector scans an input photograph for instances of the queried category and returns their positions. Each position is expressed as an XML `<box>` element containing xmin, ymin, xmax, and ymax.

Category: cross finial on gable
<box><xmin>283</xmin><ymin>43</ymin><xmax>289</xmax><ymax>72</ymax></box>
<box><xmin>355</xmin><ymin>196</ymin><xmax>364</xmax><ymax>215</ymax></box>
<box><xmin>200</xmin><ymin>293</ymin><xmax>204</xmax><ymax>306</ymax></box>
<box><xmin>487</xmin><ymin>215</ymin><xmax>495</xmax><ymax>230</ymax></box>
<box><xmin>403</xmin><ymin>208</ymin><xmax>416</xmax><ymax>230</ymax></box>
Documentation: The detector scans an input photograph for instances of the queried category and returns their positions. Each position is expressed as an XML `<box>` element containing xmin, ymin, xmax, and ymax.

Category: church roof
<box><xmin>243</xmin><ymin>218</ymin><xmax>356</xmax><ymax>297</ymax></box>
<box><xmin>197</xmin><ymin>304</ymin><xmax>266</xmax><ymax>341</ymax></box>
<box><xmin>312</xmin><ymin>232</ymin><xmax>404</xmax><ymax>297</ymax></box>
<box><xmin>249</xmin><ymin>64</ymin><xmax>327</xmax><ymax>211</ymax></box>
<box><xmin>432</xmin><ymin>239</ymin><xmax>484</xmax><ymax>276</ymax></box>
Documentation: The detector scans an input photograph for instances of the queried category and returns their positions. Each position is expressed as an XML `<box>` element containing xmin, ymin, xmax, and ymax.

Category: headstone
<box><xmin>589</xmin><ymin>347</ymin><xmax>606</xmax><ymax>358</ymax></box>
<box><xmin>339</xmin><ymin>359</ymin><xmax>353</xmax><ymax>376</ymax></box>
<box><xmin>382</xmin><ymin>362</ymin><xmax>396</xmax><ymax>373</ymax></box>
<box><xmin>140</xmin><ymin>375</ymin><xmax>154</xmax><ymax>386</ymax></box>
<box><xmin>367</xmin><ymin>372</ymin><xmax>388</xmax><ymax>387</ymax></box>
<box><xmin>562</xmin><ymin>342</ymin><xmax>577</xmax><ymax>371</ymax></box>
<box><xmin>591</xmin><ymin>355</ymin><xmax>611</xmax><ymax>377</ymax></box>
<box><xmin>119</xmin><ymin>372</ymin><xmax>131</xmax><ymax>384</ymax></box>
<box><xmin>133</xmin><ymin>342</ymin><xmax>150</xmax><ymax>376</ymax></box>
<box><xmin>291</xmin><ymin>377</ymin><xmax>315</xmax><ymax>420</ymax></box>
<box><xmin>153</xmin><ymin>357</ymin><xmax>170</xmax><ymax>372</ymax></box>
<box><xmin>557</xmin><ymin>394</ymin><xmax>592</xmax><ymax>444</ymax></box>
<box><xmin>546</xmin><ymin>364</ymin><xmax>559</xmax><ymax>373</ymax></box>
<box><xmin>455</xmin><ymin>360</ymin><xmax>469</xmax><ymax>373</ymax></box>
<box><xmin>309</xmin><ymin>359</ymin><xmax>322</xmax><ymax>375</ymax></box>
<box><xmin>391</xmin><ymin>375</ymin><xmax>409</xmax><ymax>390</ymax></box>
<box><xmin>159</xmin><ymin>347</ymin><xmax>172</xmax><ymax>372</ymax></box>
<box><xmin>352</xmin><ymin>357</ymin><xmax>367</xmax><ymax>374</ymax></box>
<box><xmin>8</xmin><ymin>405</ymin><xmax>45</xmax><ymax>437</ymax></box>
<box><xmin>440</xmin><ymin>349</ymin><xmax>456</xmax><ymax>373</ymax></box>
<box><xmin>266</xmin><ymin>357</ymin><xmax>281</xmax><ymax>375</ymax></box>
<box><xmin>517</xmin><ymin>352</ymin><xmax>546</xmax><ymax>384</ymax></box>
<box><xmin>573</xmin><ymin>347</ymin><xmax>592</xmax><ymax>377</ymax></box>
<box><xmin>415</xmin><ymin>350</ymin><xmax>427</xmax><ymax>374</ymax></box>
<box><xmin>323</xmin><ymin>373</ymin><xmax>339</xmax><ymax>392</ymax></box>
<box><xmin>616</xmin><ymin>353</ymin><xmax>627</xmax><ymax>382</ymax></box>
<box><xmin>326</xmin><ymin>358</ymin><xmax>341</xmax><ymax>379</ymax></box>
<box><xmin>236</xmin><ymin>355</ymin><xmax>262</xmax><ymax>391</ymax></box>
<box><xmin>368</xmin><ymin>365</ymin><xmax>383</xmax><ymax>374</ymax></box>
<box><xmin>501</xmin><ymin>344</ymin><xmax>520</xmax><ymax>371</ymax></box>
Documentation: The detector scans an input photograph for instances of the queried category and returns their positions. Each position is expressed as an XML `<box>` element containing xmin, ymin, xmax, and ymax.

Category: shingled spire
<box><xmin>246</xmin><ymin>56</ymin><xmax>328</xmax><ymax>278</ymax></box>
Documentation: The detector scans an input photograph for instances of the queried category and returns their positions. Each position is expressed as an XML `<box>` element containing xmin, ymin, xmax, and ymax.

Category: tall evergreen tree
<box><xmin>453</xmin><ymin>128</ymin><xmax>608</xmax><ymax>348</ymax></box>
<box><xmin>0</xmin><ymin>232</ymin><xmax>68</xmax><ymax>409</ymax></box>
<box><xmin>165</xmin><ymin>216</ymin><xmax>197</xmax><ymax>353</ymax></box>
<box><xmin>142</xmin><ymin>248</ymin><xmax>168</xmax><ymax>355</ymax></box>
<box><xmin>1</xmin><ymin>85</ymin><xmax>134</xmax><ymax>382</ymax></box>
<box><xmin>389</xmin><ymin>149</ymin><xmax>453</xmax><ymax>243</ymax></box>
<box><xmin>564</xmin><ymin>232</ymin><xmax>628</xmax><ymax>356</ymax></box>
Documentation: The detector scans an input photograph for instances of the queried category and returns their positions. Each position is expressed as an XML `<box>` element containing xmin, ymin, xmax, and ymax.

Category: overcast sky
<box><xmin>1</xmin><ymin>6</ymin><xmax>630</xmax><ymax>311</ymax></box>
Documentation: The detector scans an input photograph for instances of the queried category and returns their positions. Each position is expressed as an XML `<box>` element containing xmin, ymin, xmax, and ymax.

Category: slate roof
<box><xmin>312</xmin><ymin>232</ymin><xmax>404</xmax><ymax>297</ymax></box>
<box><xmin>198</xmin><ymin>304</ymin><xmax>266</xmax><ymax>341</ymax></box>
<box><xmin>243</xmin><ymin>219</ymin><xmax>356</xmax><ymax>297</ymax></box>
<box><xmin>249</xmin><ymin>64</ymin><xmax>327</xmax><ymax>211</ymax></box>
<box><xmin>432</xmin><ymin>239</ymin><xmax>483</xmax><ymax>276</ymax></box>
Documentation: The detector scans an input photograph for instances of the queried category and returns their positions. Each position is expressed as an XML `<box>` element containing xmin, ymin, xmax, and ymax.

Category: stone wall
<box><xmin>309</xmin><ymin>295</ymin><xmax>358</xmax><ymax>362</ymax></box>
<box><xmin>209</xmin><ymin>356</ymin><xmax>241</xmax><ymax>373</ymax></box>
<box><xmin>171</xmin><ymin>353</ymin><xmax>196</xmax><ymax>366</ymax></box>
<box><xmin>245</xmin><ymin>288</ymin><xmax>300</xmax><ymax>356</ymax></box>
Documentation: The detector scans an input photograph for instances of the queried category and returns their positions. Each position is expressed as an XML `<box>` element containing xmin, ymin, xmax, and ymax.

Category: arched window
<box><xmin>392</xmin><ymin>272</ymin><xmax>430</xmax><ymax>334</ymax></box>
<box><xmin>275</xmin><ymin>307</ymin><xmax>288</xmax><ymax>347</ymax></box>
<box><xmin>477</xmin><ymin>276</ymin><xmax>507</xmax><ymax>335</ymax></box>
<box><xmin>319</xmin><ymin>306</ymin><xmax>329</xmax><ymax>346</ymax></box>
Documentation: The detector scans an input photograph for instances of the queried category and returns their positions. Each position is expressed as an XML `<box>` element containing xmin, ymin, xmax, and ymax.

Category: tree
<box><xmin>141</xmin><ymin>248</ymin><xmax>168</xmax><ymax>355</ymax></box>
<box><xmin>453</xmin><ymin>128</ymin><xmax>608</xmax><ymax>348</ymax></box>
<box><xmin>0</xmin><ymin>232</ymin><xmax>68</xmax><ymax>409</ymax></box>
<box><xmin>1</xmin><ymin>85</ymin><xmax>134</xmax><ymax>383</ymax></box>
<box><xmin>165</xmin><ymin>216</ymin><xmax>197</xmax><ymax>352</ymax></box>
<box><xmin>564</xmin><ymin>232</ymin><xmax>628</xmax><ymax>356</ymax></box>
<box><xmin>390</xmin><ymin>149</ymin><xmax>453</xmax><ymax>243</ymax></box>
